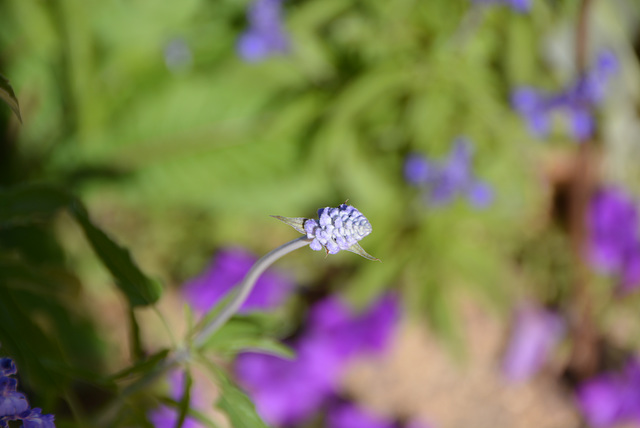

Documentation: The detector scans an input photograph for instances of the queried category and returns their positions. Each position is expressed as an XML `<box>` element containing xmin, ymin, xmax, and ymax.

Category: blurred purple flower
<box><xmin>473</xmin><ymin>0</ymin><xmax>531</xmax><ymax>13</ymax></box>
<box><xmin>235</xmin><ymin>336</ymin><xmax>343</xmax><ymax>426</ymax></box>
<box><xmin>327</xmin><ymin>400</ymin><xmax>395</xmax><ymax>428</ymax></box>
<box><xmin>404</xmin><ymin>139</ymin><xmax>493</xmax><ymax>208</ymax></box>
<box><xmin>587</xmin><ymin>187</ymin><xmax>640</xmax><ymax>293</ymax></box>
<box><xmin>501</xmin><ymin>303</ymin><xmax>565</xmax><ymax>382</ymax></box>
<box><xmin>306</xmin><ymin>293</ymin><xmax>399</xmax><ymax>358</ymax></box>
<box><xmin>405</xmin><ymin>419</ymin><xmax>435</xmax><ymax>428</ymax></box>
<box><xmin>148</xmin><ymin>370</ymin><xmax>205</xmax><ymax>428</ymax></box>
<box><xmin>511</xmin><ymin>50</ymin><xmax>618</xmax><ymax>142</ymax></box>
<box><xmin>148</xmin><ymin>405</ymin><xmax>201</xmax><ymax>428</ymax></box>
<box><xmin>182</xmin><ymin>247</ymin><xmax>294</xmax><ymax>315</ymax></box>
<box><xmin>577</xmin><ymin>359</ymin><xmax>640</xmax><ymax>427</ymax></box>
<box><xmin>235</xmin><ymin>293</ymin><xmax>400</xmax><ymax>426</ymax></box>
<box><xmin>237</xmin><ymin>0</ymin><xmax>289</xmax><ymax>62</ymax></box>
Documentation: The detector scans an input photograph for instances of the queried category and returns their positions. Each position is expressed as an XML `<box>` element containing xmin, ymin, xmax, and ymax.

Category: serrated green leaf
<box><xmin>69</xmin><ymin>201</ymin><xmax>162</xmax><ymax>307</ymax></box>
<box><xmin>0</xmin><ymin>74</ymin><xmax>21</xmax><ymax>122</ymax></box>
<box><xmin>0</xmin><ymin>184</ymin><xmax>73</xmax><ymax>227</ymax></box>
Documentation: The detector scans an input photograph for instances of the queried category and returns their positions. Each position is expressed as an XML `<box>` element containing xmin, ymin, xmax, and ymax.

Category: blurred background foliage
<box><xmin>1</xmin><ymin>0</ymin><xmax>640</xmax><ymax>427</ymax></box>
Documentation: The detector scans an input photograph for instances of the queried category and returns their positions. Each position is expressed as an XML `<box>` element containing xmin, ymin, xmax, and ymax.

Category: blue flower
<box><xmin>473</xmin><ymin>0</ymin><xmax>531</xmax><ymax>13</ymax></box>
<box><xmin>0</xmin><ymin>358</ymin><xmax>55</xmax><ymax>428</ymax></box>
<box><xmin>512</xmin><ymin>50</ymin><xmax>618</xmax><ymax>142</ymax></box>
<box><xmin>404</xmin><ymin>138</ymin><xmax>493</xmax><ymax>208</ymax></box>
<box><xmin>237</xmin><ymin>0</ymin><xmax>289</xmax><ymax>62</ymax></box>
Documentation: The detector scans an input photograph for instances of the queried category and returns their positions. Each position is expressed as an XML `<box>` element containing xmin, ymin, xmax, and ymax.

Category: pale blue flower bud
<box><xmin>272</xmin><ymin>204</ymin><xmax>378</xmax><ymax>261</ymax></box>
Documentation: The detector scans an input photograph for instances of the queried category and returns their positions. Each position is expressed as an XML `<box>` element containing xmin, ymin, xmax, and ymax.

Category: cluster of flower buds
<box><xmin>273</xmin><ymin>203</ymin><xmax>378</xmax><ymax>261</ymax></box>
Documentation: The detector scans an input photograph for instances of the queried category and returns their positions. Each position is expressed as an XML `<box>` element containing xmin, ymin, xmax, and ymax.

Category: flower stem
<box><xmin>192</xmin><ymin>236</ymin><xmax>311</xmax><ymax>348</ymax></box>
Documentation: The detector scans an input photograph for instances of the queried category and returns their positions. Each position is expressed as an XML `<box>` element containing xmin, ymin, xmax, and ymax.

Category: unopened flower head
<box><xmin>305</xmin><ymin>205</ymin><xmax>372</xmax><ymax>254</ymax></box>
<box><xmin>272</xmin><ymin>204</ymin><xmax>378</xmax><ymax>261</ymax></box>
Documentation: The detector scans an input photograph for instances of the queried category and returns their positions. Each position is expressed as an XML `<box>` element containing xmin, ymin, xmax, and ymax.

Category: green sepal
<box><xmin>347</xmin><ymin>243</ymin><xmax>380</xmax><ymax>262</ymax></box>
<box><xmin>270</xmin><ymin>215</ymin><xmax>308</xmax><ymax>235</ymax></box>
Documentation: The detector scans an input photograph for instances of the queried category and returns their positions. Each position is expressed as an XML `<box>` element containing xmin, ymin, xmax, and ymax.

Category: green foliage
<box><xmin>203</xmin><ymin>313</ymin><xmax>295</xmax><ymax>359</ymax></box>
<box><xmin>213</xmin><ymin>368</ymin><xmax>270</xmax><ymax>428</ymax></box>
<box><xmin>0</xmin><ymin>0</ymin><xmax>638</xmax><ymax>426</ymax></box>
<box><xmin>0</xmin><ymin>73</ymin><xmax>21</xmax><ymax>122</ymax></box>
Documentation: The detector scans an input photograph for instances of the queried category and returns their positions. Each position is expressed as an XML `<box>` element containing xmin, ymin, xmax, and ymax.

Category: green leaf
<box><xmin>128</xmin><ymin>307</ymin><xmax>144</xmax><ymax>361</ymax></box>
<box><xmin>203</xmin><ymin>313</ymin><xmax>294</xmax><ymax>359</ymax></box>
<box><xmin>69</xmin><ymin>200</ymin><xmax>162</xmax><ymax>307</ymax></box>
<box><xmin>0</xmin><ymin>74</ymin><xmax>21</xmax><ymax>122</ymax></box>
<box><xmin>175</xmin><ymin>369</ymin><xmax>192</xmax><ymax>428</ymax></box>
<box><xmin>213</xmin><ymin>369</ymin><xmax>269</xmax><ymax>428</ymax></box>
<box><xmin>0</xmin><ymin>184</ymin><xmax>73</xmax><ymax>227</ymax></box>
<box><xmin>109</xmin><ymin>349</ymin><xmax>170</xmax><ymax>381</ymax></box>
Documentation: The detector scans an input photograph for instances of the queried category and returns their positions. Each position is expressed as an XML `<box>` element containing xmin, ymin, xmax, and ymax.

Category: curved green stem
<box><xmin>193</xmin><ymin>236</ymin><xmax>311</xmax><ymax>348</ymax></box>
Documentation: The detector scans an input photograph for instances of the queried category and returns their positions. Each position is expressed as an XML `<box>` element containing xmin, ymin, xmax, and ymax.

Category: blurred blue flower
<box><xmin>404</xmin><ymin>138</ymin><xmax>493</xmax><ymax>208</ymax></box>
<box><xmin>234</xmin><ymin>293</ymin><xmax>399</xmax><ymax>426</ymax></box>
<box><xmin>326</xmin><ymin>400</ymin><xmax>395</xmax><ymax>428</ymax></box>
<box><xmin>473</xmin><ymin>0</ymin><xmax>531</xmax><ymax>13</ymax></box>
<box><xmin>587</xmin><ymin>187</ymin><xmax>640</xmax><ymax>293</ymax></box>
<box><xmin>182</xmin><ymin>247</ymin><xmax>294</xmax><ymax>315</ymax></box>
<box><xmin>163</xmin><ymin>38</ymin><xmax>193</xmax><ymax>73</ymax></box>
<box><xmin>0</xmin><ymin>358</ymin><xmax>55</xmax><ymax>428</ymax></box>
<box><xmin>511</xmin><ymin>50</ymin><xmax>618</xmax><ymax>142</ymax></box>
<box><xmin>20</xmin><ymin>409</ymin><xmax>56</xmax><ymax>428</ymax></box>
<box><xmin>237</xmin><ymin>0</ymin><xmax>289</xmax><ymax>62</ymax></box>
<box><xmin>501</xmin><ymin>303</ymin><xmax>565</xmax><ymax>382</ymax></box>
<box><xmin>577</xmin><ymin>359</ymin><xmax>640</xmax><ymax>427</ymax></box>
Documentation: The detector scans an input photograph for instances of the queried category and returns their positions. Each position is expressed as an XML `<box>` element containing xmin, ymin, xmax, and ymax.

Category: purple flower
<box><xmin>512</xmin><ymin>50</ymin><xmax>618</xmax><ymax>142</ymax></box>
<box><xmin>182</xmin><ymin>247</ymin><xmax>294</xmax><ymax>315</ymax></box>
<box><xmin>326</xmin><ymin>400</ymin><xmax>395</xmax><ymax>428</ymax></box>
<box><xmin>237</xmin><ymin>0</ymin><xmax>289</xmax><ymax>62</ymax></box>
<box><xmin>306</xmin><ymin>293</ymin><xmax>399</xmax><ymax>358</ymax></box>
<box><xmin>404</xmin><ymin>139</ymin><xmax>493</xmax><ymax>208</ymax></box>
<box><xmin>148</xmin><ymin>370</ymin><xmax>205</xmax><ymax>428</ymax></box>
<box><xmin>0</xmin><ymin>358</ymin><xmax>55</xmax><ymax>428</ymax></box>
<box><xmin>235</xmin><ymin>337</ymin><xmax>343</xmax><ymax>426</ymax></box>
<box><xmin>404</xmin><ymin>154</ymin><xmax>432</xmax><ymax>186</ymax></box>
<box><xmin>587</xmin><ymin>187</ymin><xmax>640</xmax><ymax>293</ymax></box>
<box><xmin>148</xmin><ymin>405</ymin><xmax>201</xmax><ymax>428</ymax></box>
<box><xmin>234</xmin><ymin>293</ymin><xmax>400</xmax><ymax>426</ymax></box>
<box><xmin>473</xmin><ymin>0</ymin><xmax>531</xmax><ymax>13</ymax></box>
<box><xmin>577</xmin><ymin>359</ymin><xmax>640</xmax><ymax>427</ymax></box>
<box><xmin>405</xmin><ymin>419</ymin><xmax>435</xmax><ymax>428</ymax></box>
<box><xmin>501</xmin><ymin>303</ymin><xmax>565</xmax><ymax>382</ymax></box>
